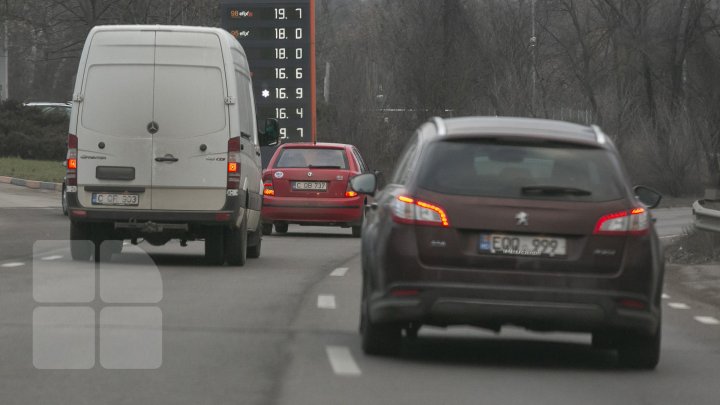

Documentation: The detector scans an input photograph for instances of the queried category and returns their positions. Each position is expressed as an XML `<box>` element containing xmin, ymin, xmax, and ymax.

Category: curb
<box><xmin>0</xmin><ymin>176</ymin><xmax>62</xmax><ymax>192</ymax></box>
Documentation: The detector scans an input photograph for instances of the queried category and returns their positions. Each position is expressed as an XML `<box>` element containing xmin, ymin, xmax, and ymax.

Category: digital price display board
<box><xmin>221</xmin><ymin>0</ymin><xmax>316</xmax><ymax>144</ymax></box>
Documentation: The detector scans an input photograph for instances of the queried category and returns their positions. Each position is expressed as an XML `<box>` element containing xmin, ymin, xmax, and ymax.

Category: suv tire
<box><xmin>617</xmin><ymin>323</ymin><xmax>661</xmax><ymax>369</ymax></box>
<box><xmin>360</xmin><ymin>280</ymin><xmax>401</xmax><ymax>356</ymax></box>
<box><xmin>225</xmin><ymin>217</ymin><xmax>248</xmax><ymax>266</ymax></box>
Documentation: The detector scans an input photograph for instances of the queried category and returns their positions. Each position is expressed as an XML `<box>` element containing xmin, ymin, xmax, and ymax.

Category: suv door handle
<box><xmin>155</xmin><ymin>155</ymin><xmax>179</xmax><ymax>163</ymax></box>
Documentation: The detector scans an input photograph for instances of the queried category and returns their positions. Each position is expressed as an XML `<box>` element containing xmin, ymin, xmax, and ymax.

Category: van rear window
<box><xmin>417</xmin><ymin>140</ymin><xmax>624</xmax><ymax>202</ymax></box>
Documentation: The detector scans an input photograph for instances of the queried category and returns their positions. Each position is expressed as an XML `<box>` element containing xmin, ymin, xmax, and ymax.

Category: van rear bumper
<box><xmin>67</xmin><ymin>193</ymin><xmax>241</xmax><ymax>225</ymax></box>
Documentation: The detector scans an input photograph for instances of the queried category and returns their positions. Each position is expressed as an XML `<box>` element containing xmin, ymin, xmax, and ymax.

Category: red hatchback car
<box><xmin>261</xmin><ymin>143</ymin><xmax>369</xmax><ymax>236</ymax></box>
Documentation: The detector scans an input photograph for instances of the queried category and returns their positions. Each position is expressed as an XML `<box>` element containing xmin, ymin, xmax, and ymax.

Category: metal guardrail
<box><xmin>693</xmin><ymin>200</ymin><xmax>720</xmax><ymax>233</ymax></box>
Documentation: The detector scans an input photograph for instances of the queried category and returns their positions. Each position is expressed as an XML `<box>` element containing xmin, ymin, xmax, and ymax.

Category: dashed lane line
<box><xmin>662</xmin><ymin>293</ymin><xmax>670</xmax><ymax>300</ymax></box>
<box><xmin>1</xmin><ymin>262</ymin><xmax>25</xmax><ymax>268</ymax></box>
<box><xmin>326</xmin><ymin>346</ymin><xmax>362</xmax><ymax>376</ymax></box>
<box><xmin>40</xmin><ymin>255</ymin><xmax>63</xmax><ymax>261</ymax></box>
<box><xmin>330</xmin><ymin>267</ymin><xmax>349</xmax><ymax>277</ymax></box>
<box><xmin>668</xmin><ymin>302</ymin><xmax>691</xmax><ymax>310</ymax></box>
<box><xmin>694</xmin><ymin>316</ymin><xmax>720</xmax><ymax>325</ymax></box>
<box><xmin>317</xmin><ymin>295</ymin><xmax>337</xmax><ymax>309</ymax></box>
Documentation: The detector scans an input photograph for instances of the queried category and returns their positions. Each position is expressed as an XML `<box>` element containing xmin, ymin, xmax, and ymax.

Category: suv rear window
<box><xmin>417</xmin><ymin>140</ymin><xmax>624</xmax><ymax>202</ymax></box>
<box><xmin>275</xmin><ymin>148</ymin><xmax>348</xmax><ymax>169</ymax></box>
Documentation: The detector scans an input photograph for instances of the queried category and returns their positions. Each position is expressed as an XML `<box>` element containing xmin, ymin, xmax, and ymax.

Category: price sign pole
<box><xmin>221</xmin><ymin>0</ymin><xmax>316</xmax><ymax>144</ymax></box>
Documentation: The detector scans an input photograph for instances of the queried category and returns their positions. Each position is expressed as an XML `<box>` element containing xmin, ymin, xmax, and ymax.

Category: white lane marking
<box><xmin>123</xmin><ymin>242</ymin><xmax>129</xmax><ymax>246</ymax></box>
<box><xmin>317</xmin><ymin>295</ymin><xmax>337</xmax><ymax>309</ymax></box>
<box><xmin>40</xmin><ymin>255</ymin><xmax>63</xmax><ymax>261</ymax></box>
<box><xmin>694</xmin><ymin>316</ymin><xmax>720</xmax><ymax>325</ymax></box>
<box><xmin>326</xmin><ymin>346</ymin><xmax>362</xmax><ymax>376</ymax></box>
<box><xmin>668</xmin><ymin>302</ymin><xmax>690</xmax><ymax>309</ymax></box>
<box><xmin>1</xmin><ymin>262</ymin><xmax>25</xmax><ymax>268</ymax></box>
<box><xmin>662</xmin><ymin>293</ymin><xmax>670</xmax><ymax>300</ymax></box>
<box><xmin>659</xmin><ymin>235</ymin><xmax>681</xmax><ymax>239</ymax></box>
<box><xmin>330</xmin><ymin>267</ymin><xmax>349</xmax><ymax>277</ymax></box>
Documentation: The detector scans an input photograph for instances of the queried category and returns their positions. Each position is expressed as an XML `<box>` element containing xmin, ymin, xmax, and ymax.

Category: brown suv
<box><xmin>350</xmin><ymin>117</ymin><xmax>664</xmax><ymax>369</ymax></box>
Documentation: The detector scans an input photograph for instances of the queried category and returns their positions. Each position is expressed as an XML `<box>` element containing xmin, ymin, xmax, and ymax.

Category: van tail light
<box><xmin>594</xmin><ymin>207</ymin><xmax>649</xmax><ymax>236</ymax></box>
<box><xmin>66</xmin><ymin>134</ymin><xmax>78</xmax><ymax>187</ymax></box>
<box><xmin>345</xmin><ymin>182</ymin><xmax>358</xmax><ymax>198</ymax></box>
<box><xmin>227</xmin><ymin>136</ymin><xmax>241</xmax><ymax>190</ymax></box>
<box><xmin>392</xmin><ymin>195</ymin><xmax>450</xmax><ymax>227</ymax></box>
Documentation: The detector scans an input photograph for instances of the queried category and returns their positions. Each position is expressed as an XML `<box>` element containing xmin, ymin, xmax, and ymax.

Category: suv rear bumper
<box><xmin>369</xmin><ymin>283</ymin><xmax>660</xmax><ymax>335</ymax></box>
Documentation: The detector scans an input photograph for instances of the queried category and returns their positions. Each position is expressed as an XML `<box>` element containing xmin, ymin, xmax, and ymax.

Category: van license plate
<box><xmin>91</xmin><ymin>193</ymin><xmax>139</xmax><ymax>206</ymax></box>
<box><xmin>479</xmin><ymin>234</ymin><xmax>566</xmax><ymax>257</ymax></box>
<box><xmin>292</xmin><ymin>181</ymin><xmax>327</xmax><ymax>191</ymax></box>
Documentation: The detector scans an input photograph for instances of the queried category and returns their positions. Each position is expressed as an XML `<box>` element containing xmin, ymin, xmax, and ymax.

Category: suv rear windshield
<box><xmin>417</xmin><ymin>140</ymin><xmax>624</xmax><ymax>202</ymax></box>
<box><xmin>275</xmin><ymin>148</ymin><xmax>349</xmax><ymax>169</ymax></box>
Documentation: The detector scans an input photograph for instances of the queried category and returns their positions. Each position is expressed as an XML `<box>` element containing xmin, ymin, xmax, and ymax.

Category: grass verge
<box><xmin>665</xmin><ymin>227</ymin><xmax>720</xmax><ymax>264</ymax></box>
<box><xmin>0</xmin><ymin>157</ymin><xmax>65</xmax><ymax>183</ymax></box>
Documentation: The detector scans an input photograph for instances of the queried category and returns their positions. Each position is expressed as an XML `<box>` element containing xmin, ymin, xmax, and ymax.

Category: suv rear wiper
<box><xmin>521</xmin><ymin>185</ymin><xmax>592</xmax><ymax>196</ymax></box>
<box><xmin>308</xmin><ymin>165</ymin><xmax>343</xmax><ymax>169</ymax></box>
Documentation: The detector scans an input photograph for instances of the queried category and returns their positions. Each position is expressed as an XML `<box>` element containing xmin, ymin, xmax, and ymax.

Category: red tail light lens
<box><xmin>66</xmin><ymin>134</ymin><xmax>78</xmax><ymax>186</ymax></box>
<box><xmin>263</xmin><ymin>181</ymin><xmax>275</xmax><ymax>196</ymax></box>
<box><xmin>345</xmin><ymin>182</ymin><xmax>358</xmax><ymax>198</ymax></box>
<box><xmin>594</xmin><ymin>207</ymin><xmax>649</xmax><ymax>235</ymax></box>
<box><xmin>227</xmin><ymin>137</ymin><xmax>241</xmax><ymax>190</ymax></box>
<box><xmin>392</xmin><ymin>195</ymin><xmax>450</xmax><ymax>227</ymax></box>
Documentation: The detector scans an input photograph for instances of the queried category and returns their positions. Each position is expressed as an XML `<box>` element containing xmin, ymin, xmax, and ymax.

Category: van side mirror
<box><xmin>350</xmin><ymin>173</ymin><xmax>377</xmax><ymax>197</ymax></box>
<box><xmin>633</xmin><ymin>185</ymin><xmax>662</xmax><ymax>209</ymax></box>
<box><xmin>260</xmin><ymin>118</ymin><xmax>280</xmax><ymax>147</ymax></box>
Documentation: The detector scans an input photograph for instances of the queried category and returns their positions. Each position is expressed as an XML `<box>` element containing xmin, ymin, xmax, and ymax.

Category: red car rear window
<box><xmin>275</xmin><ymin>148</ymin><xmax>349</xmax><ymax>169</ymax></box>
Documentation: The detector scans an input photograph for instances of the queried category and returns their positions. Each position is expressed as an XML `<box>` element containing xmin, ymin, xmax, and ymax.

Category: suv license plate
<box><xmin>292</xmin><ymin>181</ymin><xmax>328</xmax><ymax>191</ymax></box>
<box><xmin>91</xmin><ymin>193</ymin><xmax>139</xmax><ymax>206</ymax></box>
<box><xmin>479</xmin><ymin>233</ymin><xmax>566</xmax><ymax>257</ymax></box>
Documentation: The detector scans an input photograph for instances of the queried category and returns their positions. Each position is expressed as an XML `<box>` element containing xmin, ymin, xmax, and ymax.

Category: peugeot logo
<box><xmin>307</xmin><ymin>171</ymin><xmax>313</xmax><ymax>178</ymax></box>
<box><xmin>147</xmin><ymin>121</ymin><xmax>159</xmax><ymax>134</ymax></box>
<box><xmin>515</xmin><ymin>211</ymin><xmax>529</xmax><ymax>226</ymax></box>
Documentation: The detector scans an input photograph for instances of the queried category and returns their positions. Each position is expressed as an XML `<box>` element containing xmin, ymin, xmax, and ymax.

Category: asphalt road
<box><xmin>1</xmin><ymin>183</ymin><xmax>719</xmax><ymax>405</ymax></box>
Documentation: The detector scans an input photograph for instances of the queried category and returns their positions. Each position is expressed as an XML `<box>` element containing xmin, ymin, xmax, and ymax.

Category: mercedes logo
<box><xmin>307</xmin><ymin>171</ymin><xmax>313</xmax><ymax>177</ymax></box>
<box><xmin>515</xmin><ymin>211</ymin><xmax>529</xmax><ymax>226</ymax></box>
<box><xmin>147</xmin><ymin>121</ymin><xmax>159</xmax><ymax>134</ymax></box>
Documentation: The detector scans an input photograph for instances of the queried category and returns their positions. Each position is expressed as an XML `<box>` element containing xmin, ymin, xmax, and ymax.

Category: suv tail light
<box><xmin>594</xmin><ymin>207</ymin><xmax>649</xmax><ymax>235</ymax></box>
<box><xmin>66</xmin><ymin>134</ymin><xmax>78</xmax><ymax>187</ymax></box>
<box><xmin>392</xmin><ymin>195</ymin><xmax>450</xmax><ymax>227</ymax></box>
<box><xmin>227</xmin><ymin>137</ymin><xmax>241</xmax><ymax>191</ymax></box>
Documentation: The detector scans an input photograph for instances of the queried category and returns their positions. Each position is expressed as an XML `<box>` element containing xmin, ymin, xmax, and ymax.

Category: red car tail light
<box><xmin>263</xmin><ymin>181</ymin><xmax>275</xmax><ymax>196</ymax></box>
<box><xmin>66</xmin><ymin>134</ymin><xmax>78</xmax><ymax>186</ymax></box>
<box><xmin>594</xmin><ymin>207</ymin><xmax>649</xmax><ymax>236</ymax></box>
<box><xmin>345</xmin><ymin>182</ymin><xmax>358</xmax><ymax>198</ymax></box>
<box><xmin>392</xmin><ymin>195</ymin><xmax>450</xmax><ymax>227</ymax></box>
<box><xmin>227</xmin><ymin>137</ymin><xmax>241</xmax><ymax>190</ymax></box>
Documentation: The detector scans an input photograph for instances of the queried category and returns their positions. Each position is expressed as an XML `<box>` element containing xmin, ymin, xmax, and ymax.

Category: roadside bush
<box><xmin>0</xmin><ymin>99</ymin><xmax>68</xmax><ymax>161</ymax></box>
<box><xmin>666</xmin><ymin>227</ymin><xmax>720</xmax><ymax>264</ymax></box>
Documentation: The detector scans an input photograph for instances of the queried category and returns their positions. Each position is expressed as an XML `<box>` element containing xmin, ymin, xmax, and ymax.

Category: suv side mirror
<box><xmin>259</xmin><ymin>118</ymin><xmax>280</xmax><ymax>147</ymax></box>
<box><xmin>350</xmin><ymin>173</ymin><xmax>377</xmax><ymax>197</ymax></box>
<box><xmin>633</xmin><ymin>185</ymin><xmax>662</xmax><ymax>209</ymax></box>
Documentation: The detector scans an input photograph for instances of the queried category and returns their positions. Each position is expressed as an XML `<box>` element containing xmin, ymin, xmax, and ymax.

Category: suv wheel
<box><xmin>70</xmin><ymin>221</ymin><xmax>92</xmax><ymax>261</ymax></box>
<box><xmin>225</xmin><ymin>217</ymin><xmax>248</xmax><ymax>266</ymax></box>
<box><xmin>360</xmin><ymin>279</ymin><xmax>401</xmax><ymax>356</ymax></box>
<box><xmin>247</xmin><ymin>221</ymin><xmax>262</xmax><ymax>259</ymax></box>
<box><xmin>205</xmin><ymin>228</ymin><xmax>225</xmax><ymax>265</ymax></box>
<box><xmin>617</xmin><ymin>323</ymin><xmax>661</xmax><ymax>369</ymax></box>
<box><xmin>274</xmin><ymin>222</ymin><xmax>288</xmax><ymax>234</ymax></box>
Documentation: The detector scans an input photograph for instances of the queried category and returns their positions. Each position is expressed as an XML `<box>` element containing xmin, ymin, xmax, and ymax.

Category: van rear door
<box><xmin>150</xmin><ymin>31</ymin><xmax>229</xmax><ymax>211</ymax></box>
<box><xmin>75</xmin><ymin>30</ymin><xmax>155</xmax><ymax>210</ymax></box>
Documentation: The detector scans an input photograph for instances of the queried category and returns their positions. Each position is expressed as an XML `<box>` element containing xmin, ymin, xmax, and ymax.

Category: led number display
<box><xmin>221</xmin><ymin>0</ymin><xmax>316</xmax><ymax>144</ymax></box>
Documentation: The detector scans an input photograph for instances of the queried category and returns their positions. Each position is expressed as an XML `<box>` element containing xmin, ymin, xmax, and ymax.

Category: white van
<box><xmin>65</xmin><ymin>25</ymin><xmax>279</xmax><ymax>265</ymax></box>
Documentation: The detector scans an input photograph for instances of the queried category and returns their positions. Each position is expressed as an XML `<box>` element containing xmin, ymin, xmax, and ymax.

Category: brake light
<box><xmin>227</xmin><ymin>137</ymin><xmax>241</xmax><ymax>190</ymax></box>
<box><xmin>594</xmin><ymin>207</ymin><xmax>649</xmax><ymax>235</ymax></box>
<box><xmin>345</xmin><ymin>182</ymin><xmax>358</xmax><ymax>198</ymax></box>
<box><xmin>263</xmin><ymin>181</ymin><xmax>275</xmax><ymax>196</ymax></box>
<box><xmin>66</xmin><ymin>134</ymin><xmax>78</xmax><ymax>186</ymax></box>
<box><xmin>392</xmin><ymin>195</ymin><xmax>450</xmax><ymax>227</ymax></box>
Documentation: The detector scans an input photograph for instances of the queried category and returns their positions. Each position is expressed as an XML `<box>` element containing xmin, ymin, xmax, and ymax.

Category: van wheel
<box><xmin>61</xmin><ymin>185</ymin><xmax>68</xmax><ymax>216</ymax></box>
<box><xmin>275</xmin><ymin>222</ymin><xmax>288</xmax><ymax>234</ymax></box>
<box><xmin>205</xmin><ymin>228</ymin><xmax>225</xmax><ymax>265</ymax></box>
<box><xmin>225</xmin><ymin>217</ymin><xmax>248</xmax><ymax>266</ymax></box>
<box><xmin>247</xmin><ymin>221</ymin><xmax>262</xmax><ymax>259</ymax></box>
<box><xmin>262</xmin><ymin>222</ymin><xmax>273</xmax><ymax>236</ymax></box>
<box><xmin>70</xmin><ymin>221</ymin><xmax>92</xmax><ymax>261</ymax></box>
<box><xmin>352</xmin><ymin>226</ymin><xmax>362</xmax><ymax>238</ymax></box>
